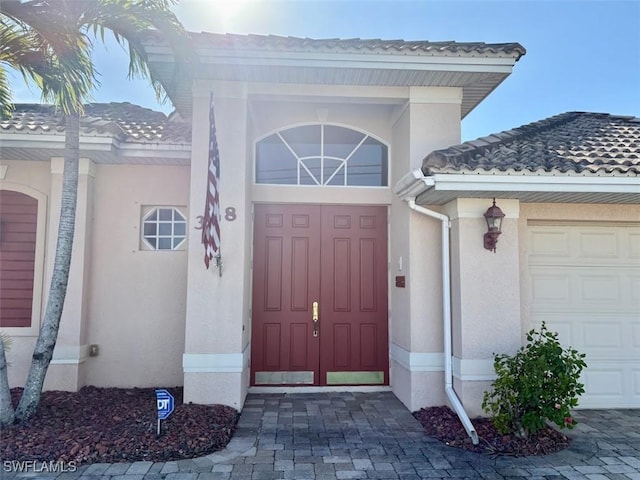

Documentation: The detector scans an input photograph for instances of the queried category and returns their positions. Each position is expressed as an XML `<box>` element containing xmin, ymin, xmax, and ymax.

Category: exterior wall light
<box><xmin>483</xmin><ymin>198</ymin><xmax>505</xmax><ymax>252</ymax></box>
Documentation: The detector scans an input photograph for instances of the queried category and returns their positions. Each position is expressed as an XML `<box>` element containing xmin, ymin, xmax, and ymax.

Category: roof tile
<box><xmin>184</xmin><ymin>32</ymin><xmax>526</xmax><ymax>60</ymax></box>
<box><xmin>0</xmin><ymin>103</ymin><xmax>191</xmax><ymax>144</ymax></box>
<box><xmin>423</xmin><ymin>112</ymin><xmax>640</xmax><ymax>176</ymax></box>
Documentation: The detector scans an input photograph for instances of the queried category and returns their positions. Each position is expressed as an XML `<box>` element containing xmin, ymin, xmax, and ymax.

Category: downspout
<box><xmin>407</xmin><ymin>199</ymin><xmax>479</xmax><ymax>445</ymax></box>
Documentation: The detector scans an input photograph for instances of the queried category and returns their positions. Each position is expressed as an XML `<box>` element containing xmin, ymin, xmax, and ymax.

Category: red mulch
<box><xmin>413</xmin><ymin>406</ymin><xmax>571</xmax><ymax>456</ymax></box>
<box><xmin>1</xmin><ymin>386</ymin><xmax>238</xmax><ymax>464</ymax></box>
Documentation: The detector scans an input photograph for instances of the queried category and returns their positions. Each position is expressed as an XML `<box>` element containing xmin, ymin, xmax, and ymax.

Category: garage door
<box><xmin>528</xmin><ymin>223</ymin><xmax>640</xmax><ymax>408</ymax></box>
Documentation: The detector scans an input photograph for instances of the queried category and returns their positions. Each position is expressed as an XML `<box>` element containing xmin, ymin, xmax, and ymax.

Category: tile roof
<box><xmin>188</xmin><ymin>33</ymin><xmax>526</xmax><ymax>59</ymax></box>
<box><xmin>143</xmin><ymin>32</ymin><xmax>525</xmax><ymax>120</ymax></box>
<box><xmin>423</xmin><ymin>112</ymin><xmax>640</xmax><ymax>177</ymax></box>
<box><xmin>0</xmin><ymin>103</ymin><xmax>191</xmax><ymax>144</ymax></box>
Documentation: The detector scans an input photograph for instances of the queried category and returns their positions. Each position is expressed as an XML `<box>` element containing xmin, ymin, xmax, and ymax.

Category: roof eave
<box><xmin>144</xmin><ymin>43</ymin><xmax>521</xmax><ymax>119</ymax></box>
<box><xmin>394</xmin><ymin>170</ymin><xmax>640</xmax><ymax>205</ymax></box>
<box><xmin>0</xmin><ymin>132</ymin><xmax>191</xmax><ymax>165</ymax></box>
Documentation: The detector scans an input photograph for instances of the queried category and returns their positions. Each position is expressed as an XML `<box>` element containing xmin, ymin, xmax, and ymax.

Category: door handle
<box><xmin>312</xmin><ymin>301</ymin><xmax>319</xmax><ymax>337</ymax></box>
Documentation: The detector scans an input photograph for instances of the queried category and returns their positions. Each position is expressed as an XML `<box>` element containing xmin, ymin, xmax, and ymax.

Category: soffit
<box><xmin>142</xmin><ymin>32</ymin><xmax>525</xmax><ymax>119</ymax></box>
<box><xmin>416</xmin><ymin>189</ymin><xmax>640</xmax><ymax>205</ymax></box>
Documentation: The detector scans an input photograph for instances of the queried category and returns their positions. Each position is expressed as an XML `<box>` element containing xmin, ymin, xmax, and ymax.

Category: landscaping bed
<box><xmin>414</xmin><ymin>405</ymin><xmax>571</xmax><ymax>456</ymax></box>
<box><xmin>1</xmin><ymin>386</ymin><xmax>238</xmax><ymax>464</ymax></box>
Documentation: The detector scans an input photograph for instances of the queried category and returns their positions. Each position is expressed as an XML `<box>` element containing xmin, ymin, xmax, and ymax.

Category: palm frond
<box><xmin>1</xmin><ymin>0</ymin><xmax>97</xmax><ymax>114</ymax></box>
<box><xmin>75</xmin><ymin>0</ymin><xmax>193</xmax><ymax>103</ymax></box>
<box><xmin>0</xmin><ymin>68</ymin><xmax>14</xmax><ymax>119</ymax></box>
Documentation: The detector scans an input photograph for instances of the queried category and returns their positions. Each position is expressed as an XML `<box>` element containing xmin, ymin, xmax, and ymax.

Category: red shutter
<box><xmin>0</xmin><ymin>190</ymin><xmax>37</xmax><ymax>328</ymax></box>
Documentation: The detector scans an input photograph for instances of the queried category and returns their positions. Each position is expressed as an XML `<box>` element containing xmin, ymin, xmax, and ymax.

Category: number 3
<box><xmin>225</xmin><ymin>207</ymin><xmax>237</xmax><ymax>221</ymax></box>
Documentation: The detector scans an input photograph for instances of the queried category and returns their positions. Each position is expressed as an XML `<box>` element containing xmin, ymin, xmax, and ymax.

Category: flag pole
<box><xmin>201</xmin><ymin>93</ymin><xmax>222</xmax><ymax>275</ymax></box>
<box><xmin>215</xmin><ymin>251</ymin><xmax>222</xmax><ymax>277</ymax></box>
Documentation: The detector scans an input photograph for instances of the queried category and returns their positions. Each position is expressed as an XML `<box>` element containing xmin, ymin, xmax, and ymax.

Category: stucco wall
<box><xmin>444</xmin><ymin>200</ymin><xmax>639</xmax><ymax>417</ymax></box>
<box><xmin>83</xmin><ymin>164</ymin><xmax>189</xmax><ymax>388</ymax></box>
<box><xmin>182</xmin><ymin>83</ymin><xmax>252</xmax><ymax>408</ymax></box>
<box><xmin>0</xmin><ymin>160</ymin><xmax>52</xmax><ymax>194</ymax></box>
<box><xmin>446</xmin><ymin>198</ymin><xmax>522</xmax><ymax>416</ymax></box>
<box><xmin>3</xmin><ymin>160</ymin><xmax>189</xmax><ymax>390</ymax></box>
<box><xmin>389</xmin><ymin>89</ymin><xmax>463</xmax><ymax>411</ymax></box>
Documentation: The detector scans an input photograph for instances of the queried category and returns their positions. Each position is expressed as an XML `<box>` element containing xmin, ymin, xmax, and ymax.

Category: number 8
<box><xmin>225</xmin><ymin>207</ymin><xmax>237</xmax><ymax>221</ymax></box>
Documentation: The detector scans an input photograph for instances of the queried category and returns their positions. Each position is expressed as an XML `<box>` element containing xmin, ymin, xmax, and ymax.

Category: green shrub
<box><xmin>482</xmin><ymin>322</ymin><xmax>587</xmax><ymax>437</ymax></box>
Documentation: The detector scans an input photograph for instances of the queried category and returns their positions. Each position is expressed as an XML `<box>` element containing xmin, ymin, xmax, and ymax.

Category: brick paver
<box><xmin>1</xmin><ymin>392</ymin><xmax>638</xmax><ymax>479</ymax></box>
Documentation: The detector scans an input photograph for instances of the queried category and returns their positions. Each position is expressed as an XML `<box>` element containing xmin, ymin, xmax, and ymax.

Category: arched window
<box><xmin>256</xmin><ymin>125</ymin><xmax>388</xmax><ymax>186</ymax></box>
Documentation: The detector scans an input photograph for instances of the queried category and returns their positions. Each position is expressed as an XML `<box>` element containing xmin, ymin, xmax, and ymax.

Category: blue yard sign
<box><xmin>155</xmin><ymin>389</ymin><xmax>174</xmax><ymax>421</ymax></box>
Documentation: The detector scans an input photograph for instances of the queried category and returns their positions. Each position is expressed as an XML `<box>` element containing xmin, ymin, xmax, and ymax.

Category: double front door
<box><xmin>251</xmin><ymin>204</ymin><xmax>388</xmax><ymax>386</ymax></box>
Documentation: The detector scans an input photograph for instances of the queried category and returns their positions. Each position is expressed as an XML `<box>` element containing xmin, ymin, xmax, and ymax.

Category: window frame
<box><xmin>141</xmin><ymin>206</ymin><xmax>187</xmax><ymax>251</ymax></box>
<box><xmin>254</xmin><ymin>123</ymin><xmax>389</xmax><ymax>188</ymax></box>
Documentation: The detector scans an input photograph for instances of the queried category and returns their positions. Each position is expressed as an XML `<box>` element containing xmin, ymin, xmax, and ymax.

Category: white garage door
<box><xmin>528</xmin><ymin>223</ymin><xmax>640</xmax><ymax>408</ymax></box>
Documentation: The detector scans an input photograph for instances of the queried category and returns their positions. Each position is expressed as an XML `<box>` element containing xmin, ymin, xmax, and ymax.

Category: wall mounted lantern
<box><xmin>483</xmin><ymin>198</ymin><xmax>505</xmax><ymax>252</ymax></box>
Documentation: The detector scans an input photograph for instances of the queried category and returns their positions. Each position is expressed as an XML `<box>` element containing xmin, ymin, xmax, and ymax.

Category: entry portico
<box><xmin>147</xmin><ymin>34</ymin><xmax>526</xmax><ymax>410</ymax></box>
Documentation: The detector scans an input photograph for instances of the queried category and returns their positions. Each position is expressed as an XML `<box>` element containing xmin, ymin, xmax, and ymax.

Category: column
<box><xmin>182</xmin><ymin>82</ymin><xmax>251</xmax><ymax>409</ymax></box>
<box><xmin>445</xmin><ymin>198</ymin><xmax>521</xmax><ymax>416</ymax></box>
<box><xmin>44</xmin><ymin>157</ymin><xmax>95</xmax><ymax>391</ymax></box>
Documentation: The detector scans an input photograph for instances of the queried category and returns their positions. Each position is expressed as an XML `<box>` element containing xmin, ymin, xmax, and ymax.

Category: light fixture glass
<box><xmin>483</xmin><ymin>199</ymin><xmax>505</xmax><ymax>252</ymax></box>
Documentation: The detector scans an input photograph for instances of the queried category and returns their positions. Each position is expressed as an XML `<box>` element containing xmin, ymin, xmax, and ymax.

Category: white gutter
<box><xmin>429</xmin><ymin>172</ymin><xmax>640</xmax><ymax>193</ymax></box>
<box><xmin>405</xmin><ymin>198</ymin><xmax>479</xmax><ymax>446</ymax></box>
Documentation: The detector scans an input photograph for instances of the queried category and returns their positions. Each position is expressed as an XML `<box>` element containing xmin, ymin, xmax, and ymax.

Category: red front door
<box><xmin>251</xmin><ymin>204</ymin><xmax>388</xmax><ymax>386</ymax></box>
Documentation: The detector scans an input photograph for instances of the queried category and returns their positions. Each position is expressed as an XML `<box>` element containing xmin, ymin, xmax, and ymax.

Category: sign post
<box><xmin>155</xmin><ymin>389</ymin><xmax>175</xmax><ymax>436</ymax></box>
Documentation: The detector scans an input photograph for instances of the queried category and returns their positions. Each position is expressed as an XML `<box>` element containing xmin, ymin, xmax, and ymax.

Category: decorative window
<box><xmin>256</xmin><ymin>125</ymin><xmax>388</xmax><ymax>186</ymax></box>
<box><xmin>142</xmin><ymin>207</ymin><xmax>186</xmax><ymax>250</ymax></box>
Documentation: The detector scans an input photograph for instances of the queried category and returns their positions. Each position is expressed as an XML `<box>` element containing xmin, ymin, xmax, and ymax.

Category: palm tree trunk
<box><xmin>15</xmin><ymin>113</ymin><xmax>80</xmax><ymax>422</ymax></box>
<box><xmin>0</xmin><ymin>339</ymin><xmax>15</xmax><ymax>426</ymax></box>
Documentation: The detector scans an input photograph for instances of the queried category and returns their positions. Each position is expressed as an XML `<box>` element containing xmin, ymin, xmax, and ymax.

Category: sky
<box><xmin>9</xmin><ymin>0</ymin><xmax>640</xmax><ymax>141</ymax></box>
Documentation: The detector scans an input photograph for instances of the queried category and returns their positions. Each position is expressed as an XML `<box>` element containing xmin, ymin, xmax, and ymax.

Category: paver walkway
<box><xmin>2</xmin><ymin>391</ymin><xmax>639</xmax><ymax>479</ymax></box>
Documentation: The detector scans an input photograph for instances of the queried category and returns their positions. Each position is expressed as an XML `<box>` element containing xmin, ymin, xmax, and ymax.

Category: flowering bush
<box><xmin>482</xmin><ymin>322</ymin><xmax>587</xmax><ymax>437</ymax></box>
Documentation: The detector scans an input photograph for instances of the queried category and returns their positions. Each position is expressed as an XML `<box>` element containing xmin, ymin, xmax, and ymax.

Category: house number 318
<box><xmin>225</xmin><ymin>207</ymin><xmax>237</xmax><ymax>221</ymax></box>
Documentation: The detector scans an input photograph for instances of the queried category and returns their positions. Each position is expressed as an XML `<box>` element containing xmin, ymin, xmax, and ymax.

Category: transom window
<box><xmin>142</xmin><ymin>207</ymin><xmax>186</xmax><ymax>250</ymax></box>
<box><xmin>256</xmin><ymin>125</ymin><xmax>388</xmax><ymax>186</ymax></box>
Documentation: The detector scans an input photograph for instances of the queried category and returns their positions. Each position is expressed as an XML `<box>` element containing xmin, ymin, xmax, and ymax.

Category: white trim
<box><xmin>2</xmin><ymin>135</ymin><xmax>189</xmax><ymax>165</ymax></box>
<box><xmin>51</xmin><ymin>157</ymin><xmax>95</xmax><ymax>176</ymax></box>
<box><xmin>250</xmin><ymin>85</ymin><xmax>410</xmax><ymax>105</ymax></box>
<box><xmin>196</xmin><ymin>49</ymin><xmax>519</xmax><ymax>73</ymax></box>
<box><xmin>451</xmin><ymin>357</ymin><xmax>496</xmax><ymax>381</ymax></box>
<box><xmin>431</xmin><ymin>173</ymin><xmax>640</xmax><ymax>193</ymax></box>
<box><xmin>389</xmin><ymin>343</ymin><xmax>444</xmax><ymax>372</ymax></box>
<box><xmin>7</xmin><ymin>133</ymin><xmax>114</xmax><ymax>150</ymax></box>
<box><xmin>80</xmin><ymin>158</ymin><xmax>96</xmax><ymax>177</ymax></box>
<box><xmin>409</xmin><ymin>86</ymin><xmax>463</xmax><ymax>104</ymax></box>
<box><xmin>395</xmin><ymin>169</ymin><xmax>640</xmax><ymax>199</ymax></box>
<box><xmin>51</xmin><ymin>157</ymin><xmax>64</xmax><ymax>174</ymax></box>
<box><xmin>141</xmin><ymin>206</ymin><xmax>187</xmax><ymax>251</ymax></box>
<box><xmin>50</xmin><ymin>344</ymin><xmax>89</xmax><ymax>365</ymax></box>
<box><xmin>0</xmin><ymin>165</ymin><xmax>7</xmax><ymax>179</ymax></box>
<box><xmin>443</xmin><ymin>198</ymin><xmax>520</xmax><ymax>219</ymax></box>
<box><xmin>210</xmin><ymin>81</ymin><xmax>249</xmax><ymax>100</ymax></box>
<box><xmin>183</xmin><ymin>346</ymin><xmax>250</xmax><ymax>373</ymax></box>
<box><xmin>394</xmin><ymin>170</ymin><xmax>435</xmax><ymax>199</ymax></box>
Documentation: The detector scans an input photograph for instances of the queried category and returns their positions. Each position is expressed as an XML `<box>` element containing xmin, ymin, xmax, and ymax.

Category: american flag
<box><xmin>202</xmin><ymin>94</ymin><xmax>221</xmax><ymax>269</ymax></box>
